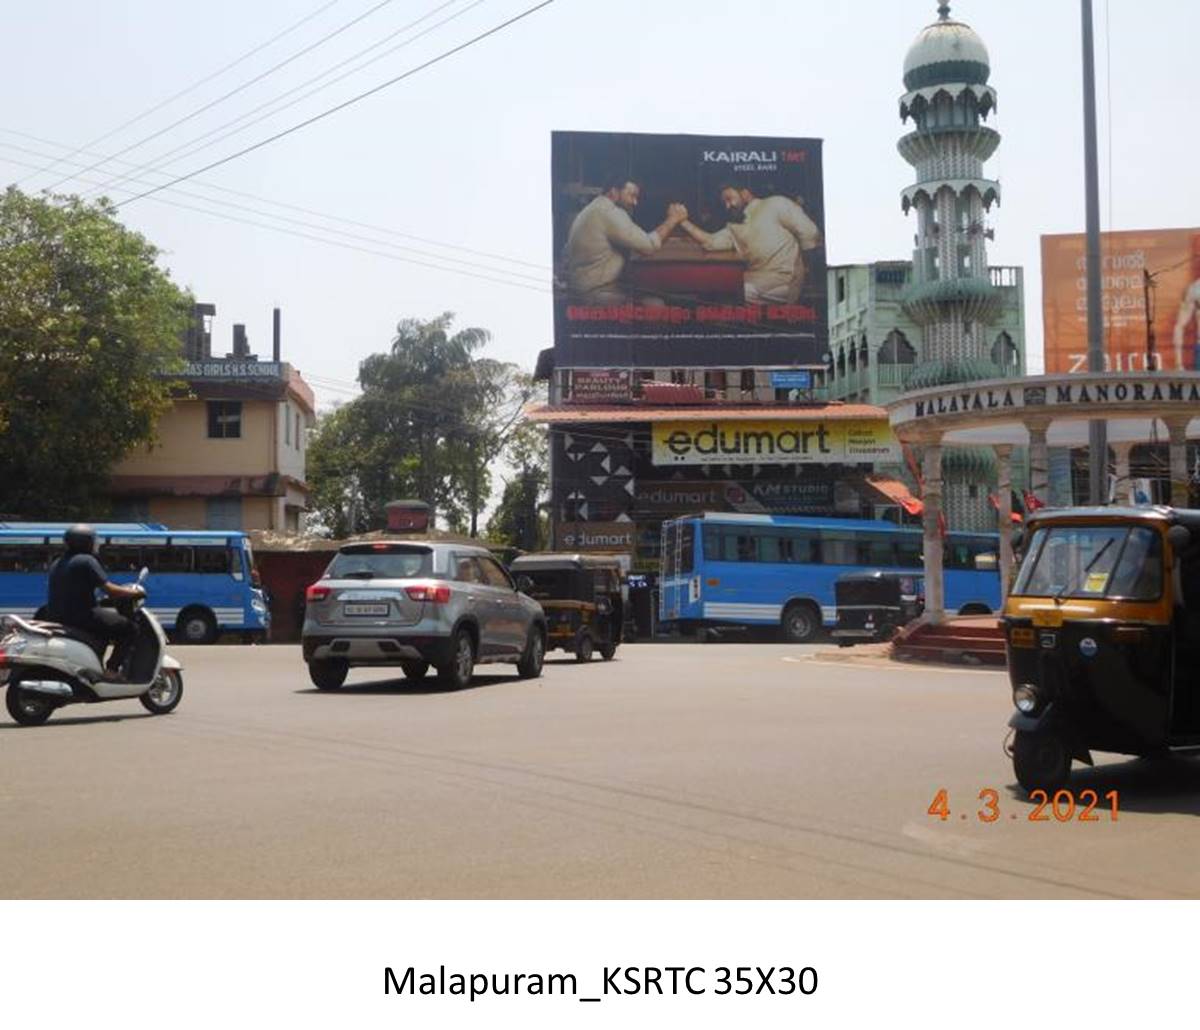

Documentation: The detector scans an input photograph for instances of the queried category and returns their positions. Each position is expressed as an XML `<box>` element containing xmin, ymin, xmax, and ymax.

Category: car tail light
<box><xmin>405</xmin><ymin>582</ymin><xmax>451</xmax><ymax>604</ymax></box>
<box><xmin>306</xmin><ymin>584</ymin><xmax>332</xmax><ymax>603</ymax></box>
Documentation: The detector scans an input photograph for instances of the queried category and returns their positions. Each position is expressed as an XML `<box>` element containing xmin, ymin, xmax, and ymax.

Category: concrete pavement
<box><xmin>1</xmin><ymin>643</ymin><xmax>1198</xmax><ymax>898</ymax></box>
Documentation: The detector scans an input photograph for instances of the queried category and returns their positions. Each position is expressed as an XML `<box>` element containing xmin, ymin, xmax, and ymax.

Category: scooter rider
<box><xmin>46</xmin><ymin>524</ymin><xmax>144</xmax><ymax>681</ymax></box>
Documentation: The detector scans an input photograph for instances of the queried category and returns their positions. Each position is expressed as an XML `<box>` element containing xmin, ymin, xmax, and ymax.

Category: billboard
<box><xmin>650</xmin><ymin>418</ymin><xmax>898</xmax><ymax>466</ymax></box>
<box><xmin>552</xmin><ymin>131</ymin><xmax>827</xmax><ymax>368</ymax></box>
<box><xmin>1042</xmin><ymin>228</ymin><xmax>1200</xmax><ymax>373</ymax></box>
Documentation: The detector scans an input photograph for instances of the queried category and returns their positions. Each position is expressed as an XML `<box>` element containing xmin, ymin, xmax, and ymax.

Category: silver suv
<box><xmin>301</xmin><ymin>541</ymin><xmax>547</xmax><ymax>690</ymax></box>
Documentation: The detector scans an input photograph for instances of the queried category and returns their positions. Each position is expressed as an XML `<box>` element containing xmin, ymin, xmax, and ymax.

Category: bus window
<box><xmin>703</xmin><ymin>526</ymin><xmax>720</xmax><ymax>560</ymax></box>
<box><xmin>735</xmin><ymin>533</ymin><xmax>758</xmax><ymax>562</ymax></box>
<box><xmin>823</xmin><ymin>533</ymin><xmax>856</xmax><ymax>565</ymax></box>
<box><xmin>759</xmin><ymin>534</ymin><xmax>782</xmax><ymax>563</ymax></box>
<box><xmin>99</xmin><ymin>545</ymin><xmax>142</xmax><ymax>573</ymax></box>
<box><xmin>894</xmin><ymin>537</ymin><xmax>923</xmax><ymax>568</ymax></box>
<box><xmin>679</xmin><ymin>524</ymin><xmax>695</xmax><ymax>573</ymax></box>
<box><xmin>663</xmin><ymin>522</ymin><xmax>677</xmax><ymax>577</ymax></box>
<box><xmin>194</xmin><ymin>546</ymin><xmax>233</xmax><ymax>575</ymax></box>
<box><xmin>781</xmin><ymin>530</ymin><xmax>820</xmax><ymax>564</ymax></box>
<box><xmin>855</xmin><ymin>533</ymin><xmax>895</xmax><ymax>565</ymax></box>
<box><xmin>0</xmin><ymin>543</ymin><xmax>52</xmax><ymax>572</ymax></box>
<box><xmin>147</xmin><ymin>546</ymin><xmax>192</xmax><ymax>574</ymax></box>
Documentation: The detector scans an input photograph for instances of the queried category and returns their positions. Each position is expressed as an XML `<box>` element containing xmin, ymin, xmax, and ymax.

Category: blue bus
<box><xmin>0</xmin><ymin>523</ymin><xmax>269</xmax><ymax>643</ymax></box>
<box><xmin>658</xmin><ymin>512</ymin><xmax>1001</xmax><ymax>642</ymax></box>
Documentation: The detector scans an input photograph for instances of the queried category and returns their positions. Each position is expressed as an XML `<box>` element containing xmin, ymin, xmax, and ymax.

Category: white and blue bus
<box><xmin>659</xmin><ymin>512</ymin><xmax>1000</xmax><ymax>642</ymax></box>
<box><xmin>0</xmin><ymin>522</ymin><xmax>269</xmax><ymax>643</ymax></box>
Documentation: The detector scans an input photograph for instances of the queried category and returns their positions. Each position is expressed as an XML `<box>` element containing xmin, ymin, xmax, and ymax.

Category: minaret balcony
<box><xmin>897</xmin><ymin>125</ymin><xmax>1000</xmax><ymax>166</ymax></box>
<box><xmin>901</xmin><ymin>276</ymin><xmax>1002</xmax><ymax>326</ymax></box>
<box><xmin>900</xmin><ymin>83</ymin><xmax>997</xmax><ymax>124</ymax></box>
<box><xmin>901</xmin><ymin>178</ymin><xmax>1000</xmax><ymax>214</ymax></box>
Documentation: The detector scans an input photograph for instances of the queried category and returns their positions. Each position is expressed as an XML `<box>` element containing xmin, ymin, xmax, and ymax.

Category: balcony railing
<box><xmin>876</xmin><ymin>363</ymin><xmax>912</xmax><ymax>389</ymax></box>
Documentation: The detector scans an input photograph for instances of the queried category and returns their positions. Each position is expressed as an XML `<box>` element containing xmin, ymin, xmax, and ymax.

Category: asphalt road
<box><xmin>2</xmin><ymin>642</ymin><xmax>1198</xmax><ymax>899</ymax></box>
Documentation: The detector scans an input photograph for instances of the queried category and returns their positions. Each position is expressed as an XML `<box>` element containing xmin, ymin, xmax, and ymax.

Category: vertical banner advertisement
<box><xmin>552</xmin><ymin>131</ymin><xmax>828</xmax><ymax>368</ymax></box>
<box><xmin>1041</xmin><ymin>227</ymin><xmax>1200</xmax><ymax>373</ymax></box>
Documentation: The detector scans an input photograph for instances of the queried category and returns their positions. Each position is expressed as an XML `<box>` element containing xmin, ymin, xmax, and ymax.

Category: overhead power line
<box><xmin>16</xmin><ymin>0</ymin><xmax>345</xmax><ymax>189</ymax></box>
<box><xmin>0</xmin><ymin>146</ymin><xmax>550</xmax><ymax>293</ymax></box>
<box><xmin>3</xmin><ymin>126</ymin><xmax>549</xmax><ymax>270</ymax></box>
<box><xmin>45</xmin><ymin>0</ymin><xmax>403</xmax><ymax>195</ymax></box>
<box><xmin>112</xmin><ymin>0</ymin><xmax>558</xmax><ymax>210</ymax></box>
<box><xmin>87</xmin><ymin>0</ymin><xmax>486</xmax><ymax>200</ymax></box>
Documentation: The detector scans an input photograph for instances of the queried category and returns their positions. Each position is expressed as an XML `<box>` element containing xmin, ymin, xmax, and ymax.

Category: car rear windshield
<box><xmin>326</xmin><ymin>546</ymin><xmax>432</xmax><ymax>580</ymax></box>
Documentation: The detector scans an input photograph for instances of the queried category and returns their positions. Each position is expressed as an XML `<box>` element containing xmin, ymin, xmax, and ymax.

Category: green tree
<box><xmin>485</xmin><ymin>419</ymin><xmax>549</xmax><ymax>550</ymax></box>
<box><xmin>0</xmin><ymin>188</ymin><xmax>190</xmax><ymax>517</ymax></box>
<box><xmin>306</xmin><ymin>313</ymin><xmax>535</xmax><ymax>536</ymax></box>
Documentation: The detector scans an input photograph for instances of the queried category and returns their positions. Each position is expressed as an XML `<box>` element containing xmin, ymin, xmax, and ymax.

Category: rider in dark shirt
<box><xmin>46</xmin><ymin>524</ymin><xmax>144</xmax><ymax>680</ymax></box>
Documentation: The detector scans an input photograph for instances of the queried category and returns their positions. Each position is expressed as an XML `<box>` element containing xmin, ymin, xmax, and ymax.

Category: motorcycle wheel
<box><xmin>140</xmin><ymin>669</ymin><xmax>183</xmax><ymax>715</ymax></box>
<box><xmin>5</xmin><ymin>682</ymin><xmax>55</xmax><ymax>726</ymax></box>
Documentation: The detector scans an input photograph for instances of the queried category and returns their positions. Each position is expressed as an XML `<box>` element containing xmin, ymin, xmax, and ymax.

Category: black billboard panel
<box><xmin>552</xmin><ymin>131</ymin><xmax>828</xmax><ymax>368</ymax></box>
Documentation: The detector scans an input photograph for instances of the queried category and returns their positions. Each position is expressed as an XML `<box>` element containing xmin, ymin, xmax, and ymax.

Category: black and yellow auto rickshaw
<box><xmin>509</xmin><ymin>553</ymin><xmax>624</xmax><ymax>662</ymax></box>
<box><xmin>832</xmin><ymin>571</ymin><xmax>925</xmax><ymax>645</ymax></box>
<box><xmin>1003</xmin><ymin>505</ymin><xmax>1200</xmax><ymax>792</ymax></box>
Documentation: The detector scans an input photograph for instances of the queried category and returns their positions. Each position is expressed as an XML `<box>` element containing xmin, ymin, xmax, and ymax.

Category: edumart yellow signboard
<box><xmin>651</xmin><ymin>418</ymin><xmax>899</xmax><ymax>466</ymax></box>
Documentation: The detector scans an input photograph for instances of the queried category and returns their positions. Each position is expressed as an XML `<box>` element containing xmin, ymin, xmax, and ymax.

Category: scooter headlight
<box><xmin>1013</xmin><ymin>683</ymin><xmax>1040</xmax><ymax>714</ymax></box>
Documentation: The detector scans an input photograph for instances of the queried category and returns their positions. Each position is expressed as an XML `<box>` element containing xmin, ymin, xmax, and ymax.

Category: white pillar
<box><xmin>1166</xmin><ymin>417</ymin><xmax>1190</xmax><ymax>507</ymax></box>
<box><xmin>922</xmin><ymin>437</ymin><xmax>945</xmax><ymax>622</ymax></box>
<box><xmin>1026</xmin><ymin>418</ymin><xmax>1051</xmax><ymax>506</ymax></box>
<box><xmin>995</xmin><ymin>444</ymin><xmax>1013</xmax><ymax>604</ymax></box>
<box><xmin>1112</xmin><ymin>441</ymin><xmax>1134</xmax><ymax>505</ymax></box>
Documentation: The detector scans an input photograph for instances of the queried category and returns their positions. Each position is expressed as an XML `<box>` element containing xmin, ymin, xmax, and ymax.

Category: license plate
<box><xmin>343</xmin><ymin>602</ymin><xmax>389</xmax><ymax>616</ymax></box>
<box><xmin>1031</xmin><ymin>609</ymin><xmax>1063</xmax><ymax>628</ymax></box>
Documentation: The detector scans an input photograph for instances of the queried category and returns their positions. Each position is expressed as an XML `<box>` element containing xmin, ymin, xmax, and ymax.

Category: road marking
<box><xmin>781</xmin><ymin>654</ymin><xmax>1004</xmax><ymax>677</ymax></box>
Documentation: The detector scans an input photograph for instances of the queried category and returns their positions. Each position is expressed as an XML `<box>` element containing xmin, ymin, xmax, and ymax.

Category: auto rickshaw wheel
<box><xmin>575</xmin><ymin>631</ymin><xmax>594</xmax><ymax>662</ymax></box>
<box><xmin>599</xmin><ymin>640</ymin><xmax>617</xmax><ymax>661</ymax></box>
<box><xmin>1012</xmin><ymin>730</ymin><xmax>1071</xmax><ymax>794</ymax></box>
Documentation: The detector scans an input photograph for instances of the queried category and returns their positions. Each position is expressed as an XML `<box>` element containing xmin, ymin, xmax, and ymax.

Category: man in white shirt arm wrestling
<box><xmin>564</xmin><ymin>177</ymin><xmax>688</xmax><ymax>303</ymax></box>
<box><xmin>678</xmin><ymin>183</ymin><xmax>824</xmax><ymax>304</ymax></box>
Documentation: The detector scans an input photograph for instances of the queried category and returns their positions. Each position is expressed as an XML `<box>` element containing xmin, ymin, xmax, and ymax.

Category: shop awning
<box><xmin>862</xmin><ymin>476</ymin><xmax>924</xmax><ymax>515</ymax></box>
<box><xmin>524</xmin><ymin>402</ymin><xmax>888</xmax><ymax>424</ymax></box>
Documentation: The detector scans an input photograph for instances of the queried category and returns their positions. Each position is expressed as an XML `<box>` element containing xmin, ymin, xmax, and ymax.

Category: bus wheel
<box><xmin>781</xmin><ymin>602</ymin><xmax>819</xmax><ymax>644</ymax></box>
<box><xmin>959</xmin><ymin>603</ymin><xmax>992</xmax><ymax>616</ymax></box>
<box><xmin>177</xmin><ymin>607</ymin><xmax>218</xmax><ymax>645</ymax></box>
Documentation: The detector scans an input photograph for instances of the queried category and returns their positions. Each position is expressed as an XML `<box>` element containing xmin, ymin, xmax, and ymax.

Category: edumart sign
<box><xmin>555</xmin><ymin>521</ymin><xmax>636</xmax><ymax>551</ymax></box>
<box><xmin>651</xmin><ymin>419</ymin><xmax>898</xmax><ymax>466</ymax></box>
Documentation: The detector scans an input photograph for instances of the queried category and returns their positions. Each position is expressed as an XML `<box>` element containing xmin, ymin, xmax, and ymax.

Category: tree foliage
<box><xmin>307</xmin><ymin>313</ymin><xmax>536</xmax><ymax>537</ymax></box>
<box><xmin>485</xmin><ymin>420</ymin><xmax>549</xmax><ymax>550</ymax></box>
<box><xmin>0</xmin><ymin>188</ymin><xmax>190</xmax><ymax>518</ymax></box>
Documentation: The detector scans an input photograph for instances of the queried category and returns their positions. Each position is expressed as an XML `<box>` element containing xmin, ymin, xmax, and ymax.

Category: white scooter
<box><xmin>0</xmin><ymin>567</ymin><xmax>184</xmax><ymax>726</ymax></box>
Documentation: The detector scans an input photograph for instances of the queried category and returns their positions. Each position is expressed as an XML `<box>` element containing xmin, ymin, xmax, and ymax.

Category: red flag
<box><xmin>1023</xmin><ymin>490</ymin><xmax>1045</xmax><ymax>512</ymax></box>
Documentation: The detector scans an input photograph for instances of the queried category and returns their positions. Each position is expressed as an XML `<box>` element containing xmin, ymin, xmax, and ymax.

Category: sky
<box><xmin>3</xmin><ymin>0</ymin><xmax>1197</xmax><ymax>409</ymax></box>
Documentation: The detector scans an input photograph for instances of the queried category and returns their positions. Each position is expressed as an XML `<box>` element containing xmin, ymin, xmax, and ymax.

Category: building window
<box><xmin>670</xmin><ymin>369</ymin><xmax>687</xmax><ymax>385</ymax></box>
<box><xmin>205</xmin><ymin>496</ymin><xmax>243</xmax><ymax>530</ymax></box>
<box><xmin>207</xmin><ymin>401</ymin><xmax>242</xmax><ymax>439</ymax></box>
<box><xmin>295</xmin><ymin>412</ymin><xmax>301</xmax><ymax>449</ymax></box>
<box><xmin>740</xmin><ymin>369</ymin><xmax>756</xmax><ymax>394</ymax></box>
<box><xmin>704</xmin><ymin>370</ymin><xmax>727</xmax><ymax>398</ymax></box>
<box><xmin>111</xmin><ymin>498</ymin><xmax>151</xmax><ymax>521</ymax></box>
<box><xmin>284</xmin><ymin>405</ymin><xmax>291</xmax><ymax>445</ymax></box>
<box><xmin>836</xmin><ymin>275</ymin><xmax>846</xmax><ymax>303</ymax></box>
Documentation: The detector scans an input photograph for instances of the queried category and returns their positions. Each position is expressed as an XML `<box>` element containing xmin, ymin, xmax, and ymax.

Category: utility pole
<box><xmin>1143</xmin><ymin>268</ymin><xmax>1158</xmax><ymax>370</ymax></box>
<box><xmin>1082</xmin><ymin>0</ymin><xmax>1107</xmax><ymax>504</ymax></box>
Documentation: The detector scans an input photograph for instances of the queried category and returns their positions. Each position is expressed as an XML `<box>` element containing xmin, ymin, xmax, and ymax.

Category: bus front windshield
<box><xmin>1013</xmin><ymin>524</ymin><xmax>1162</xmax><ymax>601</ymax></box>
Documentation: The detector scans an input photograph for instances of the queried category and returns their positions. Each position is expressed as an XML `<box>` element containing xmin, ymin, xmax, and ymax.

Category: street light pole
<box><xmin>1082</xmin><ymin>0</ymin><xmax>1107</xmax><ymax>504</ymax></box>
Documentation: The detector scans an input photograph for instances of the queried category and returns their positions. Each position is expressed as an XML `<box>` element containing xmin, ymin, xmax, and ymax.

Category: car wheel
<box><xmin>781</xmin><ymin>602</ymin><xmax>819</xmax><ymax>643</ymax></box>
<box><xmin>400</xmin><ymin>660</ymin><xmax>429</xmax><ymax>681</ymax></box>
<box><xmin>517</xmin><ymin>627</ymin><xmax>545</xmax><ymax>679</ymax></box>
<box><xmin>439</xmin><ymin>630</ymin><xmax>475</xmax><ymax>690</ymax></box>
<box><xmin>575</xmin><ymin>631</ymin><xmax>594</xmax><ymax>662</ymax></box>
<box><xmin>308</xmin><ymin>658</ymin><xmax>348</xmax><ymax>691</ymax></box>
<box><xmin>5</xmin><ymin>682</ymin><xmax>55</xmax><ymax>726</ymax></box>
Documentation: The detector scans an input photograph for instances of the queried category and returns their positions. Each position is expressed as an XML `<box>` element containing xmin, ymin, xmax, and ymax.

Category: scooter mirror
<box><xmin>137</xmin><ymin>566</ymin><xmax>149</xmax><ymax>585</ymax></box>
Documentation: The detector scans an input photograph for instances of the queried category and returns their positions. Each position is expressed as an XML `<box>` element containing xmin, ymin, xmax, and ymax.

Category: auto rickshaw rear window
<box><xmin>1014</xmin><ymin>525</ymin><xmax>1162</xmax><ymax>601</ymax></box>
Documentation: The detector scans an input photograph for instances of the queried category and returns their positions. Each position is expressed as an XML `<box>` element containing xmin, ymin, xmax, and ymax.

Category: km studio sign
<box><xmin>891</xmin><ymin>374</ymin><xmax>1200</xmax><ymax>429</ymax></box>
